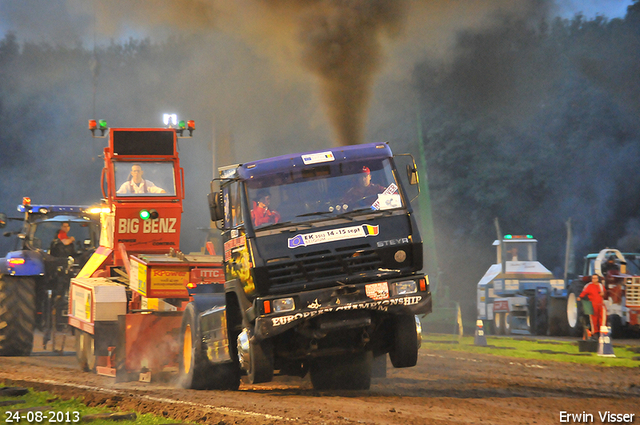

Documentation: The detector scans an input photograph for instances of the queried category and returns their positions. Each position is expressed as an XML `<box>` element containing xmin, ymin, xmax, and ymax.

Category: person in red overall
<box><xmin>251</xmin><ymin>191</ymin><xmax>280</xmax><ymax>228</ymax></box>
<box><xmin>577</xmin><ymin>274</ymin><xmax>605</xmax><ymax>339</ymax></box>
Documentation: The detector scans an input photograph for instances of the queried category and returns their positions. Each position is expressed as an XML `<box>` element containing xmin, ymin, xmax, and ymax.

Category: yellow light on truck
<box><xmin>88</xmin><ymin>207</ymin><xmax>110</xmax><ymax>214</ymax></box>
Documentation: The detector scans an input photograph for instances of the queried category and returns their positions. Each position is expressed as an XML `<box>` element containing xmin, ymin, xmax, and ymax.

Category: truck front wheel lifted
<box><xmin>389</xmin><ymin>314</ymin><xmax>419</xmax><ymax>368</ymax></box>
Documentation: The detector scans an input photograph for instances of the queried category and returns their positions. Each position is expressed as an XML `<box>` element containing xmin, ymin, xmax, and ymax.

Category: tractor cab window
<box><xmin>31</xmin><ymin>219</ymin><xmax>97</xmax><ymax>255</ymax></box>
<box><xmin>625</xmin><ymin>255</ymin><xmax>640</xmax><ymax>275</ymax></box>
<box><xmin>504</xmin><ymin>241</ymin><xmax>536</xmax><ymax>262</ymax></box>
<box><xmin>114</xmin><ymin>162</ymin><xmax>176</xmax><ymax>197</ymax></box>
<box><xmin>246</xmin><ymin>158</ymin><xmax>403</xmax><ymax>230</ymax></box>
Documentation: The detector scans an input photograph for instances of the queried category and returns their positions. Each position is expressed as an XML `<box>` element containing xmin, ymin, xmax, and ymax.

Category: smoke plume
<box><xmin>277</xmin><ymin>1</ymin><xmax>408</xmax><ymax>146</ymax></box>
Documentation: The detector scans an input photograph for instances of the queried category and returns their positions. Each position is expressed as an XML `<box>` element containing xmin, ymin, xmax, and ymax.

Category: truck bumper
<box><xmin>253</xmin><ymin>276</ymin><xmax>431</xmax><ymax>340</ymax></box>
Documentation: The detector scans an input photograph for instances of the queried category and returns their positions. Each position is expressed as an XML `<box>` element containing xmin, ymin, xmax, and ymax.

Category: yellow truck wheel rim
<box><xmin>183</xmin><ymin>324</ymin><xmax>192</xmax><ymax>373</ymax></box>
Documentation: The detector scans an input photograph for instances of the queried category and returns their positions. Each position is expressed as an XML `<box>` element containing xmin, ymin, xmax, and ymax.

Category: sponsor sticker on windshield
<box><xmin>372</xmin><ymin>183</ymin><xmax>399</xmax><ymax>210</ymax></box>
<box><xmin>302</xmin><ymin>151</ymin><xmax>335</xmax><ymax>165</ymax></box>
<box><xmin>288</xmin><ymin>224</ymin><xmax>379</xmax><ymax>248</ymax></box>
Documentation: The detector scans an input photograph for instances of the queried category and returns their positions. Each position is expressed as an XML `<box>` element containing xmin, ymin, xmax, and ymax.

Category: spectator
<box><xmin>577</xmin><ymin>274</ymin><xmax>605</xmax><ymax>339</ymax></box>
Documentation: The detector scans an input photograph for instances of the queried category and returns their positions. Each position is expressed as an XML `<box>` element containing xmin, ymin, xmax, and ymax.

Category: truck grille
<box><xmin>627</xmin><ymin>277</ymin><xmax>640</xmax><ymax>307</ymax></box>
<box><xmin>265</xmin><ymin>244</ymin><xmax>382</xmax><ymax>291</ymax></box>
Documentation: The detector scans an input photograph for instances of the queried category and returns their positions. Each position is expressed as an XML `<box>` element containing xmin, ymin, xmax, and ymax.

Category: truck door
<box><xmin>222</xmin><ymin>181</ymin><xmax>255</xmax><ymax>294</ymax></box>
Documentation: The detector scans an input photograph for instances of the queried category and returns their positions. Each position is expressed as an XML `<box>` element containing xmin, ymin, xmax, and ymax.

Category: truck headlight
<box><xmin>394</xmin><ymin>280</ymin><xmax>417</xmax><ymax>295</ymax></box>
<box><xmin>272</xmin><ymin>297</ymin><xmax>295</xmax><ymax>312</ymax></box>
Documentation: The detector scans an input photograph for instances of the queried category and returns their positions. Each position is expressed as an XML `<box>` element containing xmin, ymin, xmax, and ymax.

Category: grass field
<box><xmin>0</xmin><ymin>386</ymin><xmax>182</xmax><ymax>425</ymax></box>
<box><xmin>421</xmin><ymin>333</ymin><xmax>640</xmax><ymax>367</ymax></box>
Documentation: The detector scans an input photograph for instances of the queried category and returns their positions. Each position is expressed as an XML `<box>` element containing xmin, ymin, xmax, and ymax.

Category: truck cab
<box><xmin>202</xmin><ymin>142</ymin><xmax>431</xmax><ymax>390</ymax></box>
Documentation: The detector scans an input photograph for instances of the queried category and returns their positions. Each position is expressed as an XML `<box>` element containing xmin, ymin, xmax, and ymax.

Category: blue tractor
<box><xmin>0</xmin><ymin>198</ymin><xmax>100</xmax><ymax>356</ymax></box>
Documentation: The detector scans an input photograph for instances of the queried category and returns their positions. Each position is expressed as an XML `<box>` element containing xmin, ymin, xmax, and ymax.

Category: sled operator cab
<box><xmin>95</xmin><ymin>119</ymin><xmax>194</xmax><ymax>257</ymax></box>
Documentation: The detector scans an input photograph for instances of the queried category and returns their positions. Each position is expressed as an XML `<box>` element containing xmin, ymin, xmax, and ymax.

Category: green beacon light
<box><xmin>140</xmin><ymin>209</ymin><xmax>151</xmax><ymax>220</ymax></box>
<box><xmin>178</xmin><ymin>120</ymin><xmax>186</xmax><ymax>129</ymax></box>
<box><xmin>98</xmin><ymin>119</ymin><xmax>107</xmax><ymax>130</ymax></box>
<box><xmin>504</xmin><ymin>234</ymin><xmax>513</xmax><ymax>239</ymax></box>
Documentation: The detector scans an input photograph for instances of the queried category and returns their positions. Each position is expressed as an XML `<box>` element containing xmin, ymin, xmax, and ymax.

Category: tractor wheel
<box><xmin>567</xmin><ymin>282</ymin><xmax>585</xmax><ymax>337</ymax></box>
<box><xmin>0</xmin><ymin>276</ymin><xmax>36</xmax><ymax>356</ymax></box>
<box><xmin>310</xmin><ymin>351</ymin><xmax>373</xmax><ymax>390</ymax></box>
<box><xmin>178</xmin><ymin>303</ymin><xmax>239</xmax><ymax>390</ymax></box>
<box><xmin>389</xmin><ymin>315</ymin><xmax>419</xmax><ymax>368</ymax></box>
<box><xmin>494</xmin><ymin>313</ymin><xmax>504</xmax><ymax>335</ymax></box>
<box><xmin>548</xmin><ymin>297</ymin><xmax>570</xmax><ymax>336</ymax></box>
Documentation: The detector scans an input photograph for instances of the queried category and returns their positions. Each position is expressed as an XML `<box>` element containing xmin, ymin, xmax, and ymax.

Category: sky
<box><xmin>0</xmin><ymin>0</ymin><xmax>634</xmax><ymax>46</ymax></box>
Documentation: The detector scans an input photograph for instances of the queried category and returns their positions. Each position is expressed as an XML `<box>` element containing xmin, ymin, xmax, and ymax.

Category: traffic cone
<box><xmin>474</xmin><ymin>320</ymin><xmax>487</xmax><ymax>346</ymax></box>
<box><xmin>597</xmin><ymin>326</ymin><xmax>615</xmax><ymax>357</ymax></box>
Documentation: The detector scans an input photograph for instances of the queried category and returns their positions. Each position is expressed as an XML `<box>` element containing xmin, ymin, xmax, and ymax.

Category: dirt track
<box><xmin>1</xmin><ymin>333</ymin><xmax>639</xmax><ymax>425</ymax></box>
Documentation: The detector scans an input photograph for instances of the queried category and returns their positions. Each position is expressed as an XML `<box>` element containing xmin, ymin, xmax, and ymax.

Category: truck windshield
<box><xmin>114</xmin><ymin>162</ymin><xmax>176</xmax><ymax>197</ymax></box>
<box><xmin>246</xmin><ymin>158</ymin><xmax>402</xmax><ymax>229</ymax></box>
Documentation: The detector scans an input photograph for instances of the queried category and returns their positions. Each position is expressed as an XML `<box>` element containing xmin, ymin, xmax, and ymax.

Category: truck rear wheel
<box><xmin>310</xmin><ymin>351</ymin><xmax>373</xmax><ymax>390</ymax></box>
<box><xmin>371</xmin><ymin>354</ymin><xmax>387</xmax><ymax>378</ymax></box>
<box><xmin>0</xmin><ymin>276</ymin><xmax>36</xmax><ymax>356</ymax></box>
<box><xmin>389</xmin><ymin>315</ymin><xmax>419</xmax><ymax>368</ymax></box>
<box><xmin>179</xmin><ymin>303</ymin><xmax>240</xmax><ymax>390</ymax></box>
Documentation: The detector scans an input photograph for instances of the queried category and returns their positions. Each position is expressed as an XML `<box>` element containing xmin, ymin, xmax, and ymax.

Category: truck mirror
<box><xmin>407</xmin><ymin>165</ymin><xmax>419</xmax><ymax>185</ymax></box>
<box><xmin>0</xmin><ymin>212</ymin><xmax>6</xmax><ymax>229</ymax></box>
<box><xmin>208</xmin><ymin>191</ymin><xmax>224</xmax><ymax>222</ymax></box>
<box><xmin>394</xmin><ymin>154</ymin><xmax>420</xmax><ymax>203</ymax></box>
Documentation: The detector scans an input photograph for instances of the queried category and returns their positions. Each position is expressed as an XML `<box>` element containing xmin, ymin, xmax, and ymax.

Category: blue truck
<box><xmin>177</xmin><ymin>142</ymin><xmax>431</xmax><ymax>390</ymax></box>
<box><xmin>0</xmin><ymin>199</ymin><xmax>100</xmax><ymax>355</ymax></box>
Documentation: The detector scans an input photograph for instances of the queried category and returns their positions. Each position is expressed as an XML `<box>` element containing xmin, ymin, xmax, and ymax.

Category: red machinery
<box><xmin>68</xmin><ymin>118</ymin><xmax>224</xmax><ymax>381</ymax></box>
